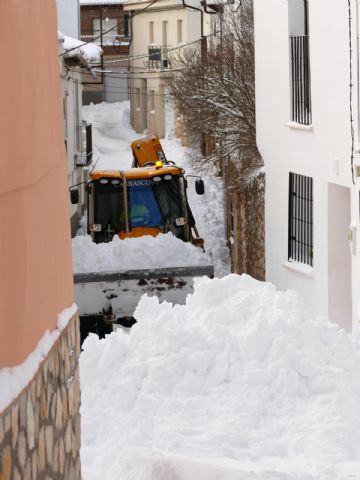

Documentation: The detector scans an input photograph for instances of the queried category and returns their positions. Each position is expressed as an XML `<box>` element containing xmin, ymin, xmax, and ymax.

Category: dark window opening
<box><xmin>93</xmin><ymin>181</ymin><xmax>125</xmax><ymax>242</ymax></box>
<box><xmin>124</xmin><ymin>14</ymin><xmax>130</xmax><ymax>37</ymax></box>
<box><xmin>288</xmin><ymin>172</ymin><xmax>313</xmax><ymax>266</ymax></box>
<box><xmin>152</xmin><ymin>176</ymin><xmax>187</xmax><ymax>240</ymax></box>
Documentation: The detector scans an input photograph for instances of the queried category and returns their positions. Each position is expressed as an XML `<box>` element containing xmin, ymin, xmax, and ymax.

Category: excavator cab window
<box><xmin>128</xmin><ymin>182</ymin><xmax>164</xmax><ymax>228</ymax></box>
<box><xmin>152</xmin><ymin>175</ymin><xmax>187</xmax><ymax>241</ymax></box>
<box><xmin>91</xmin><ymin>180</ymin><xmax>125</xmax><ymax>243</ymax></box>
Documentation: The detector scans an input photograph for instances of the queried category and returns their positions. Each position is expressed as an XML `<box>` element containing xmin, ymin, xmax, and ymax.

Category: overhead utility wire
<box><xmin>67</xmin><ymin>76</ymin><xmax>173</xmax><ymax>96</ymax></box>
<box><xmin>68</xmin><ymin>66</ymin><xmax>186</xmax><ymax>76</ymax></box>
<box><xmin>68</xmin><ymin>76</ymin><xmax>173</xmax><ymax>94</ymax></box>
<box><xmin>103</xmin><ymin>31</ymin><xmax>220</xmax><ymax>65</ymax></box>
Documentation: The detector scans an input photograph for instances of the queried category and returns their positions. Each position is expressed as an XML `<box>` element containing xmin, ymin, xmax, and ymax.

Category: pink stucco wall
<box><xmin>0</xmin><ymin>0</ymin><xmax>74</xmax><ymax>367</ymax></box>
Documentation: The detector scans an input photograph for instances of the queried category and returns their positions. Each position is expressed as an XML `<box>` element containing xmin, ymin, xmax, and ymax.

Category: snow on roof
<box><xmin>58</xmin><ymin>31</ymin><xmax>103</xmax><ymax>65</ymax></box>
<box><xmin>0</xmin><ymin>304</ymin><xmax>77</xmax><ymax>412</ymax></box>
<box><xmin>80</xmin><ymin>0</ymin><xmax>127</xmax><ymax>5</ymax></box>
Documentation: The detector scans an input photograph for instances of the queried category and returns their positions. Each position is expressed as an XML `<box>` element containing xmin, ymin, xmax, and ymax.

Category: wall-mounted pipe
<box><xmin>355</xmin><ymin>0</ymin><xmax>360</xmax><ymax>143</ymax></box>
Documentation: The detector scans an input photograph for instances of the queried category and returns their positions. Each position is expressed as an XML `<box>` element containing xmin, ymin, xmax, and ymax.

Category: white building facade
<box><xmin>254</xmin><ymin>0</ymin><xmax>360</xmax><ymax>330</ymax></box>
<box><xmin>57</xmin><ymin>33</ymin><xmax>101</xmax><ymax>234</ymax></box>
<box><xmin>56</xmin><ymin>0</ymin><xmax>80</xmax><ymax>38</ymax></box>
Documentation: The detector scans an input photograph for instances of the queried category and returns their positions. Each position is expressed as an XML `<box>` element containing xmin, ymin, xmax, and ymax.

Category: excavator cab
<box><xmin>70</xmin><ymin>136</ymin><xmax>205</xmax><ymax>247</ymax></box>
<box><xmin>87</xmin><ymin>167</ymin><xmax>201</xmax><ymax>245</ymax></box>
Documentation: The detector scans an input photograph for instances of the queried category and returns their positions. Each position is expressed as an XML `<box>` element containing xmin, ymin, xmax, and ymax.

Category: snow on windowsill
<box><xmin>283</xmin><ymin>260</ymin><xmax>314</xmax><ymax>277</ymax></box>
<box><xmin>286</xmin><ymin>121</ymin><xmax>314</xmax><ymax>131</ymax></box>
<box><xmin>0</xmin><ymin>303</ymin><xmax>78</xmax><ymax>413</ymax></box>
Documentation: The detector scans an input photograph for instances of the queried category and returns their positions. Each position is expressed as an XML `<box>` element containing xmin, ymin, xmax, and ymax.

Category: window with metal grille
<box><xmin>76</xmin><ymin>123</ymin><xmax>92</xmax><ymax>166</ymax></box>
<box><xmin>290</xmin><ymin>36</ymin><xmax>311</xmax><ymax>124</ymax></box>
<box><xmin>289</xmin><ymin>0</ymin><xmax>311</xmax><ymax>125</ymax></box>
<box><xmin>288</xmin><ymin>172</ymin><xmax>313</xmax><ymax>266</ymax></box>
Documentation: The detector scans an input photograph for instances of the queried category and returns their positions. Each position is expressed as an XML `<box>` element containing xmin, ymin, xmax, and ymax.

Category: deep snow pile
<box><xmin>82</xmin><ymin>101</ymin><xmax>141</xmax><ymax>170</ymax></box>
<box><xmin>72</xmin><ymin>233</ymin><xmax>211</xmax><ymax>272</ymax></box>
<box><xmin>80</xmin><ymin>275</ymin><xmax>360</xmax><ymax>480</ymax></box>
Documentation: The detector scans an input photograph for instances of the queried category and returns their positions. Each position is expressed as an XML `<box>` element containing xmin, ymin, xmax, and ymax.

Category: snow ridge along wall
<box><xmin>81</xmin><ymin>275</ymin><xmax>360</xmax><ymax>480</ymax></box>
<box><xmin>0</xmin><ymin>311</ymin><xmax>81</xmax><ymax>479</ymax></box>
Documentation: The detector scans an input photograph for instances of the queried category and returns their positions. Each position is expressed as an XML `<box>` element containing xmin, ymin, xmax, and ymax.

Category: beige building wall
<box><xmin>125</xmin><ymin>0</ymin><xmax>210</xmax><ymax>138</ymax></box>
<box><xmin>0</xmin><ymin>3</ymin><xmax>82</xmax><ymax>477</ymax></box>
<box><xmin>0</xmin><ymin>0</ymin><xmax>74</xmax><ymax>368</ymax></box>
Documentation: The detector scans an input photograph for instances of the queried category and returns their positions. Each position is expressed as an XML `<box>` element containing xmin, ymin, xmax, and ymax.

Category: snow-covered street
<box><xmin>78</xmin><ymin>103</ymin><xmax>360</xmax><ymax>480</ymax></box>
<box><xmin>82</xmin><ymin>101</ymin><xmax>141</xmax><ymax>171</ymax></box>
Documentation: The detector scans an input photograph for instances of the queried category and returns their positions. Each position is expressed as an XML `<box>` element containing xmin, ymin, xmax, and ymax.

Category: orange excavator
<box><xmin>81</xmin><ymin>136</ymin><xmax>205</xmax><ymax>248</ymax></box>
<box><xmin>70</xmin><ymin>136</ymin><xmax>213</xmax><ymax>341</ymax></box>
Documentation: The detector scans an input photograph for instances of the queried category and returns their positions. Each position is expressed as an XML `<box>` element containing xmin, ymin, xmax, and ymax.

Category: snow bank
<box><xmin>82</xmin><ymin>101</ymin><xmax>141</xmax><ymax>170</ymax></box>
<box><xmin>80</xmin><ymin>275</ymin><xmax>360</xmax><ymax>480</ymax></box>
<box><xmin>0</xmin><ymin>304</ymin><xmax>77</xmax><ymax>413</ymax></box>
<box><xmin>162</xmin><ymin>137</ymin><xmax>230</xmax><ymax>277</ymax></box>
<box><xmin>72</xmin><ymin>233</ymin><xmax>211</xmax><ymax>273</ymax></box>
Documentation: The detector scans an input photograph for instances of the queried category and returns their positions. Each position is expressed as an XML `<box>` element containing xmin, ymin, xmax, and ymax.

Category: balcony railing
<box><xmin>290</xmin><ymin>35</ymin><xmax>311</xmax><ymax>125</ymax></box>
<box><xmin>80</xmin><ymin>35</ymin><xmax>131</xmax><ymax>47</ymax></box>
<box><xmin>147</xmin><ymin>46</ymin><xmax>171</xmax><ymax>70</ymax></box>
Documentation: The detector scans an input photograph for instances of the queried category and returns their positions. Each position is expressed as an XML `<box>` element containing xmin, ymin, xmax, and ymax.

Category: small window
<box><xmin>135</xmin><ymin>88</ymin><xmax>141</xmax><ymax>109</ymax></box>
<box><xmin>162</xmin><ymin>20</ymin><xmax>168</xmax><ymax>46</ymax></box>
<box><xmin>149</xmin><ymin>21</ymin><xmax>154</xmax><ymax>44</ymax></box>
<box><xmin>177</xmin><ymin>19</ymin><xmax>183</xmax><ymax>44</ymax></box>
<box><xmin>288</xmin><ymin>172</ymin><xmax>313</xmax><ymax>266</ymax></box>
<box><xmin>124</xmin><ymin>14</ymin><xmax>130</xmax><ymax>37</ymax></box>
<box><xmin>93</xmin><ymin>17</ymin><xmax>117</xmax><ymax>45</ymax></box>
<box><xmin>149</xmin><ymin>90</ymin><xmax>155</xmax><ymax>111</ymax></box>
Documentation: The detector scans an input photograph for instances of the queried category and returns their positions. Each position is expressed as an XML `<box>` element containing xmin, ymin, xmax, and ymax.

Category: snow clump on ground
<box><xmin>80</xmin><ymin>274</ymin><xmax>360</xmax><ymax>480</ymax></box>
<box><xmin>162</xmin><ymin>137</ymin><xmax>230</xmax><ymax>277</ymax></box>
<box><xmin>72</xmin><ymin>233</ymin><xmax>211</xmax><ymax>272</ymax></box>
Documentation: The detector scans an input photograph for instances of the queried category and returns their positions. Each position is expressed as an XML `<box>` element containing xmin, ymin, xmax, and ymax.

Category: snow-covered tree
<box><xmin>170</xmin><ymin>0</ymin><xmax>264</xmax><ymax>279</ymax></box>
<box><xmin>169</xmin><ymin>0</ymin><xmax>262</xmax><ymax>181</ymax></box>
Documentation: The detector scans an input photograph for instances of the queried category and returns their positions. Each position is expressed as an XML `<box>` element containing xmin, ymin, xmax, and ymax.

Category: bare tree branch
<box><xmin>168</xmin><ymin>0</ymin><xmax>263</xmax><ymax>184</ymax></box>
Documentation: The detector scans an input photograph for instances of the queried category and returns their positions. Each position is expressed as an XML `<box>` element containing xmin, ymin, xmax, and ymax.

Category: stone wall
<box><xmin>0</xmin><ymin>313</ymin><xmax>81</xmax><ymax>480</ymax></box>
<box><xmin>226</xmin><ymin>158</ymin><xmax>265</xmax><ymax>281</ymax></box>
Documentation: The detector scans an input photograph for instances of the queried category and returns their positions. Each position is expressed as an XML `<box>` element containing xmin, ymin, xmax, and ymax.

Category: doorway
<box><xmin>328</xmin><ymin>183</ymin><xmax>352</xmax><ymax>330</ymax></box>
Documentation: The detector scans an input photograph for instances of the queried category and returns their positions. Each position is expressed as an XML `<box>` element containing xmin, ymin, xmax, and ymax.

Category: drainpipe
<box><xmin>181</xmin><ymin>0</ymin><xmax>206</xmax><ymax>58</ymax></box>
<box><xmin>355</xmin><ymin>0</ymin><xmax>360</xmax><ymax>144</ymax></box>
